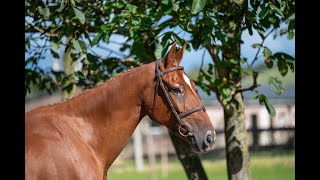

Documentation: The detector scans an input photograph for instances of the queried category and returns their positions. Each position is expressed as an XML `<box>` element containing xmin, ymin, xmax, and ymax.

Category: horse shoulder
<box><xmin>26</xmin><ymin>111</ymin><xmax>104</xmax><ymax>180</ymax></box>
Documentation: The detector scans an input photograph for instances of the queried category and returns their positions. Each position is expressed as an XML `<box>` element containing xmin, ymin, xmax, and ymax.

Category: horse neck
<box><xmin>58</xmin><ymin>63</ymin><xmax>155</xmax><ymax>170</ymax></box>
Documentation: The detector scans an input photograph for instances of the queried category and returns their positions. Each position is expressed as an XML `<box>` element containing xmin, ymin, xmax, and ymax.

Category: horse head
<box><xmin>145</xmin><ymin>42</ymin><xmax>216</xmax><ymax>153</ymax></box>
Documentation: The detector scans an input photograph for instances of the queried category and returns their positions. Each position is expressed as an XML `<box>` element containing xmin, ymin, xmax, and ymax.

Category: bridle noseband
<box><xmin>151</xmin><ymin>59</ymin><xmax>206</xmax><ymax>137</ymax></box>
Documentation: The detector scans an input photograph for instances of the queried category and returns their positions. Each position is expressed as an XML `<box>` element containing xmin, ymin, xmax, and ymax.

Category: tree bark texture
<box><xmin>222</xmin><ymin>92</ymin><xmax>251</xmax><ymax>180</ymax></box>
<box><xmin>63</xmin><ymin>38</ymin><xmax>77</xmax><ymax>99</ymax></box>
<box><xmin>169</xmin><ymin>132</ymin><xmax>208</xmax><ymax>180</ymax></box>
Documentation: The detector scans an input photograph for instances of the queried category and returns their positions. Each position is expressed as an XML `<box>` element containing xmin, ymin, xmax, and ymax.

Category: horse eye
<box><xmin>172</xmin><ymin>87</ymin><xmax>183</xmax><ymax>95</ymax></box>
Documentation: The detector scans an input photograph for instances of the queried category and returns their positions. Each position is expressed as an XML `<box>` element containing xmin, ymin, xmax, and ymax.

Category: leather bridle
<box><xmin>151</xmin><ymin>59</ymin><xmax>206</xmax><ymax>137</ymax></box>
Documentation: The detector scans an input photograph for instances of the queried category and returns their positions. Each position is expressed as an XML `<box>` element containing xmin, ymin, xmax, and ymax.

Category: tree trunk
<box><xmin>169</xmin><ymin>132</ymin><xmax>208</xmax><ymax>180</ymax></box>
<box><xmin>62</xmin><ymin>38</ymin><xmax>76</xmax><ymax>99</ymax></box>
<box><xmin>223</xmin><ymin>92</ymin><xmax>251</xmax><ymax>180</ymax></box>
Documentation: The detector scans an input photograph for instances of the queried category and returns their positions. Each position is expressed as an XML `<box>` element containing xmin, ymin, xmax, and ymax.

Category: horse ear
<box><xmin>174</xmin><ymin>42</ymin><xmax>187</xmax><ymax>65</ymax></box>
<box><xmin>163</xmin><ymin>42</ymin><xmax>177</xmax><ymax>67</ymax></box>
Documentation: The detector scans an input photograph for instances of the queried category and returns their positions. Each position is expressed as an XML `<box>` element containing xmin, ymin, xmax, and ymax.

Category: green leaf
<box><xmin>228</xmin><ymin>58</ymin><xmax>238</xmax><ymax>64</ymax></box>
<box><xmin>163</xmin><ymin>7</ymin><xmax>173</xmax><ymax>15</ymax></box>
<box><xmin>252</xmin><ymin>43</ymin><xmax>262</xmax><ymax>49</ymax></box>
<box><xmin>39</xmin><ymin>7</ymin><xmax>50</xmax><ymax>18</ymax></box>
<box><xmin>78</xmin><ymin>40</ymin><xmax>87</xmax><ymax>54</ymax></box>
<box><xmin>129</xmin><ymin>30</ymin><xmax>135</xmax><ymax>38</ymax></box>
<box><xmin>155</xmin><ymin>40</ymin><xmax>170</xmax><ymax>59</ymax></box>
<box><xmin>65</xmin><ymin>43</ymin><xmax>72</xmax><ymax>54</ymax></box>
<box><xmin>259</xmin><ymin>94</ymin><xmax>276</xmax><ymax>117</ymax></box>
<box><xmin>155</xmin><ymin>43</ymin><xmax>164</xmax><ymax>59</ymax></box>
<box><xmin>268</xmin><ymin>77</ymin><xmax>285</xmax><ymax>95</ymax></box>
<box><xmin>201</xmin><ymin>28</ymin><xmax>212</xmax><ymax>40</ymax></box>
<box><xmin>272</xmin><ymin>52</ymin><xmax>295</xmax><ymax>75</ymax></box>
<box><xmin>172</xmin><ymin>0</ymin><xmax>180</xmax><ymax>12</ymax></box>
<box><xmin>257</xmin><ymin>3</ymin><xmax>269</xmax><ymax>19</ymax></box>
<box><xmin>245</xmin><ymin>17</ymin><xmax>253</xmax><ymax>35</ymax></box>
<box><xmin>104</xmin><ymin>31</ymin><xmax>112</xmax><ymax>44</ymax></box>
<box><xmin>100</xmin><ymin>24</ymin><xmax>109</xmax><ymax>31</ymax></box>
<box><xmin>162</xmin><ymin>0</ymin><xmax>169</xmax><ymax>5</ymax></box>
<box><xmin>161</xmin><ymin>41</ymin><xmax>171</xmax><ymax>58</ymax></box>
<box><xmin>131</xmin><ymin>41</ymin><xmax>145</xmax><ymax>58</ymax></box>
<box><xmin>241</xmin><ymin>68</ymin><xmax>254</xmax><ymax>75</ymax></box>
<box><xmin>57</xmin><ymin>0</ymin><xmax>66</xmax><ymax>13</ymax></box>
<box><xmin>178</xmin><ymin>24</ymin><xmax>193</xmax><ymax>33</ymax></box>
<box><xmin>202</xmin><ymin>71</ymin><xmax>213</xmax><ymax>84</ymax></box>
<box><xmin>51</xmin><ymin>41</ymin><xmax>59</xmax><ymax>50</ymax></box>
<box><xmin>51</xmin><ymin>50</ymin><xmax>60</xmax><ymax>59</ymax></box>
<box><xmin>221</xmin><ymin>88</ymin><xmax>232</xmax><ymax>102</ymax></box>
<box><xmin>215</xmin><ymin>30</ymin><xmax>227</xmax><ymax>43</ymax></box>
<box><xmin>198</xmin><ymin>81</ymin><xmax>211</xmax><ymax>95</ymax></box>
<box><xmin>115</xmin><ymin>2</ymin><xmax>125</xmax><ymax>8</ymax></box>
<box><xmin>277</xmin><ymin>59</ymin><xmax>288</xmax><ymax>76</ymax></box>
<box><xmin>73</xmin><ymin>7</ymin><xmax>85</xmax><ymax>24</ymax></box>
<box><xmin>264</xmin><ymin>97</ymin><xmax>276</xmax><ymax>117</ymax></box>
<box><xmin>287</xmin><ymin>31</ymin><xmax>294</xmax><ymax>39</ymax></box>
<box><xmin>270</xmin><ymin>3</ymin><xmax>284</xmax><ymax>17</ymax></box>
<box><xmin>265</xmin><ymin>59</ymin><xmax>273</xmax><ymax>68</ymax></box>
<box><xmin>276</xmin><ymin>0</ymin><xmax>285</xmax><ymax>6</ymax></box>
<box><xmin>208</xmin><ymin>64</ymin><xmax>214</xmax><ymax>75</ymax></box>
<box><xmin>232</xmin><ymin>0</ymin><xmax>243</xmax><ymax>5</ymax></box>
<box><xmin>91</xmin><ymin>33</ymin><xmax>103</xmax><ymax>47</ymax></box>
<box><xmin>288</xmin><ymin>62</ymin><xmax>294</xmax><ymax>72</ymax></box>
<box><xmin>162</xmin><ymin>32</ymin><xmax>172</xmax><ymax>43</ymax></box>
<box><xmin>186</xmin><ymin>44</ymin><xmax>191</xmax><ymax>52</ymax></box>
<box><xmin>280</xmin><ymin>28</ymin><xmax>287</xmax><ymax>35</ymax></box>
<box><xmin>172</xmin><ymin>33</ymin><xmax>184</xmax><ymax>46</ymax></box>
<box><xmin>87</xmin><ymin>53</ymin><xmax>98</xmax><ymax>62</ymax></box>
<box><xmin>273</xmin><ymin>52</ymin><xmax>295</xmax><ymax>62</ymax></box>
<box><xmin>73</xmin><ymin>40</ymin><xmax>82</xmax><ymax>52</ymax></box>
<box><xmin>127</xmin><ymin>4</ymin><xmax>137</xmax><ymax>14</ymax></box>
<box><xmin>191</xmin><ymin>0</ymin><xmax>207</xmax><ymax>14</ymax></box>
<box><xmin>263</xmin><ymin>47</ymin><xmax>272</xmax><ymax>58</ymax></box>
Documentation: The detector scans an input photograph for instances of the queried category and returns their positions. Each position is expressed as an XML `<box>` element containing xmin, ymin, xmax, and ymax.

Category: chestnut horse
<box><xmin>25</xmin><ymin>42</ymin><xmax>216</xmax><ymax>180</ymax></box>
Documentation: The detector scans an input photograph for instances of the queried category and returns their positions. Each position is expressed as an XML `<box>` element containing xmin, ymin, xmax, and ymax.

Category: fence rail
<box><xmin>214</xmin><ymin>127</ymin><xmax>295</xmax><ymax>151</ymax></box>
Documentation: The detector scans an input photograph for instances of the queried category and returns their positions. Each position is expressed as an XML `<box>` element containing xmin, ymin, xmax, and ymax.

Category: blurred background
<box><xmin>25</xmin><ymin>1</ymin><xmax>295</xmax><ymax>179</ymax></box>
<box><xmin>25</xmin><ymin>36</ymin><xmax>294</xmax><ymax>180</ymax></box>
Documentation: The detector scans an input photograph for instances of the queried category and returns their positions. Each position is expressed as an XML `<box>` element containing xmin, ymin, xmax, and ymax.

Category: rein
<box><xmin>151</xmin><ymin>59</ymin><xmax>206</xmax><ymax>137</ymax></box>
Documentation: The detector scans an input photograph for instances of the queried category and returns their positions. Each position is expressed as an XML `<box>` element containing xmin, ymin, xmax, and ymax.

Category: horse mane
<box><xmin>72</xmin><ymin>63</ymin><xmax>146</xmax><ymax>99</ymax></box>
<box><xmin>37</xmin><ymin>63</ymin><xmax>147</xmax><ymax>109</ymax></box>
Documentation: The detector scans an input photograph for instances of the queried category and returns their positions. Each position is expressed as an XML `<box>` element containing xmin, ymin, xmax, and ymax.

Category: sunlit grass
<box><xmin>107</xmin><ymin>150</ymin><xmax>294</xmax><ymax>180</ymax></box>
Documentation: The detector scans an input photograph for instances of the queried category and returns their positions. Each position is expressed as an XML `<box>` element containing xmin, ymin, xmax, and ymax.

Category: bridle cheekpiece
<box><xmin>151</xmin><ymin>59</ymin><xmax>206</xmax><ymax>137</ymax></box>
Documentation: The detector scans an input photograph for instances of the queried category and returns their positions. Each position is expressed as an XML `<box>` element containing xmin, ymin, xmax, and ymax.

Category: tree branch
<box><xmin>198</xmin><ymin>49</ymin><xmax>206</xmax><ymax>77</ymax></box>
<box><xmin>205</xmin><ymin>43</ymin><xmax>221</xmax><ymax>65</ymax></box>
<box><xmin>26</xmin><ymin>22</ymin><xmax>58</xmax><ymax>37</ymax></box>
<box><xmin>235</xmin><ymin>72</ymin><xmax>260</xmax><ymax>93</ymax></box>
<box><xmin>249</xmin><ymin>29</ymin><xmax>274</xmax><ymax>68</ymax></box>
<box><xmin>96</xmin><ymin>45</ymin><xmax>126</xmax><ymax>58</ymax></box>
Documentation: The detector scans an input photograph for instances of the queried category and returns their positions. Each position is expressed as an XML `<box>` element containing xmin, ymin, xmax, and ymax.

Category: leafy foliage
<box><xmin>25</xmin><ymin>0</ymin><xmax>294</xmax><ymax>116</ymax></box>
<box><xmin>268</xmin><ymin>76</ymin><xmax>285</xmax><ymax>95</ymax></box>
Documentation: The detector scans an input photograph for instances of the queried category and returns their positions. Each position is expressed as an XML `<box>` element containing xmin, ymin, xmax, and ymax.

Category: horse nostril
<box><xmin>206</xmin><ymin>134</ymin><xmax>213</xmax><ymax>144</ymax></box>
<box><xmin>203</xmin><ymin>131</ymin><xmax>216</xmax><ymax>150</ymax></box>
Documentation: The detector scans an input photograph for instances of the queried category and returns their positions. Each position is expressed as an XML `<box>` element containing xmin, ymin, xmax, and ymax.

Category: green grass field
<box><xmin>107</xmin><ymin>150</ymin><xmax>294</xmax><ymax>180</ymax></box>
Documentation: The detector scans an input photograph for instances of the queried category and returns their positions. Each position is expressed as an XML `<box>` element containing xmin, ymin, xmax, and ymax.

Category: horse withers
<box><xmin>25</xmin><ymin>42</ymin><xmax>216</xmax><ymax>179</ymax></box>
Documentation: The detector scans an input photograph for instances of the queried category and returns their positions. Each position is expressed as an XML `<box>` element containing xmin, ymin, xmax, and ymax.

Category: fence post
<box><xmin>251</xmin><ymin>114</ymin><xmax>259</xmax><ymax>150</ymax></box>
<box><xmin>133</xmin><ymin>124</ymin><xmax>144</xmax><ymax>171</ymax></box>
<box><xmin>270</xmin><ymin>117</ymin><xmax>275</xmax><ymax>146</ymax></box>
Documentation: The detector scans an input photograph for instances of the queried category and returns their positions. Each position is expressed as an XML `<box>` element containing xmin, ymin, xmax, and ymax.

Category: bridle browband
<box><xmin>151</xmin><ymin>59</ymin><xmax>206</xmax><ymax>137</ymax></box>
